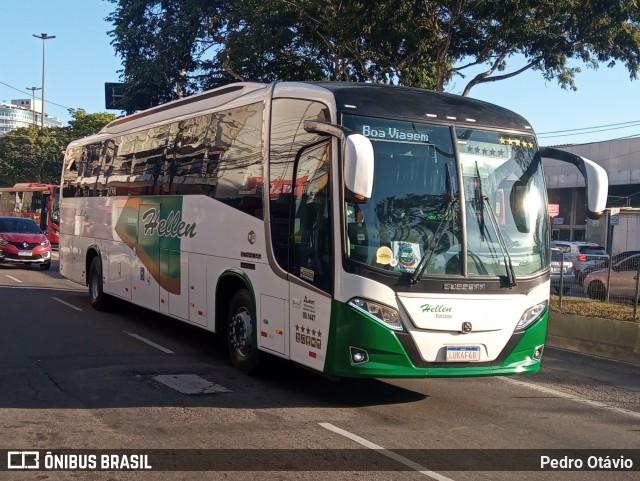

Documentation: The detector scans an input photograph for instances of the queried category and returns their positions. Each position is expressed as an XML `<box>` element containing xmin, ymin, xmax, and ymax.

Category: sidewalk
<box><xmin>547</xmin><ymin>311</ymin><xmax>640</xmax><ymax>365</ymax></box>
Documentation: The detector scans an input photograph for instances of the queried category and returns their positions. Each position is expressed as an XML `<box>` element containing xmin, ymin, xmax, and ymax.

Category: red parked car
<box><xmin>0</xmin><ymin>216</ymin><xmax>52</xmax><ymax>270</ymax></box>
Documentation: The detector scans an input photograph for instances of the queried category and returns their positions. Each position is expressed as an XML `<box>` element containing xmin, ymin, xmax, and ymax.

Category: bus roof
<box><xmin>307</xmin><ymin>82</ymin><xmax>534</xmax><ymax>132</ymax></box>
<box><xmin>69</xmin><ymin>81</ymin><xmax>534</xmax><ymax>148</ymax></box>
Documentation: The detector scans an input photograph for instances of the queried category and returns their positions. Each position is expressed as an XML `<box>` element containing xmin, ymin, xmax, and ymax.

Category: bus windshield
<box><xmin>342</xmin><ymin>115</ymin><xmax>549</xmax><ymax>282</ymax></box>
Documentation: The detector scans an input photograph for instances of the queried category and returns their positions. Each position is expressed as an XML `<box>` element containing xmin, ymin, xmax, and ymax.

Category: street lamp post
<box><xmin>25</xmin><ymin>86</ymin><xmax>42</xmax><ymax>128</ymax></box>
<box><xmin>32</xmin><ymin>33</ymin><xmax>56</xmax><ymax>128</ymax></box>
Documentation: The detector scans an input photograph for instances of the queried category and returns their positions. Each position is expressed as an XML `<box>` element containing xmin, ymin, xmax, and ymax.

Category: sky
<box><xmin>1</xmin><ymin>0</ymin><xmax>639</xmax><ymax>147</ymax></box>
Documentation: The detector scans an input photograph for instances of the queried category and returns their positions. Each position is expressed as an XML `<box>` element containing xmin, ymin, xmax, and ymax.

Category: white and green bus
<box><xmin>59</xmin><ymin>82</ymin><xmax>607</xmax><ymax>378</ymax></box>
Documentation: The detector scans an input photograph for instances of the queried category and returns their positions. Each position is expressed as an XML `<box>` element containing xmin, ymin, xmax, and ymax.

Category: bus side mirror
<box><xmin>343</xmin><ymin>133</ymin><xmax>374</xmax><ymax>203</ymax></box>
<box><xmin>539</xmin><ymin>147</ymin><xmax>608</xmax><ymax>219</ymax></box>
<box><xmin>303</xmin><ymin>120</ymin><xmax>374</xmax><ymax>203</ymax></box>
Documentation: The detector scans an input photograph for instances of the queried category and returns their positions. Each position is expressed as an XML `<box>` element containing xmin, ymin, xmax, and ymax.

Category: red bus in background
<box><xmin>0</xmin><ymin>183</ymin><xmax>60</xmax><ymax>246</ymax></box>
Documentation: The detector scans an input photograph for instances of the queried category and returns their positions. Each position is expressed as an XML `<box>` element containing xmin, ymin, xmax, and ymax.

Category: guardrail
<box><xmin>552</xmin><ymin>251</ymin><xmax>640</xmax><ymax>319</ymax></box>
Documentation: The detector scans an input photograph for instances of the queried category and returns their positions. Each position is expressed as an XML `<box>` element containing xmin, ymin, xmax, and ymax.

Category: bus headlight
<box><xmin>516</xmin><ymin>300</ymin><xmax>548</xmax><ymax>330</ymax></box>
<box><xmin>348</xmin><ymin>298</ymin><xmax>404</xmax><ymax>331</ymax></box>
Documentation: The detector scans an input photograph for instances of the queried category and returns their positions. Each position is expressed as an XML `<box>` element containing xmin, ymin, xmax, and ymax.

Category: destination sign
<box><xmin>361</xmin><ymin>124</ymin><xmax>429</xmax><ymax>142</ymax></box>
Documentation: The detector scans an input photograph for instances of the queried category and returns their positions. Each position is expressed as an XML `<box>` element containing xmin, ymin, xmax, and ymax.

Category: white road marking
<box><xmin>500</xmin><ymin>377</ymin><xmax>640</xmax><ymax>420</ymax></box>
<box><xmin>154</xmin><ymin>374</ymin><xmax>231</xmax><ymax>394</ymax></box>
<box><xmin>51</xmin><ymin>297</ymin><xmax>83</xmax><ymax>311</ymax></box>
<box><xmin>124</xmin><ymin>331</ymin><xmax>174</xmax><ymax>354</ymax></box>
<box><xmin>319</xmin><ymin>422</ymin><xmax>455</xmax><ymax>481</ymax></box>
<box><xmin>4</xmin><ymin>275</ymin><xmax>22</xmax><ymax>283</ymax></box>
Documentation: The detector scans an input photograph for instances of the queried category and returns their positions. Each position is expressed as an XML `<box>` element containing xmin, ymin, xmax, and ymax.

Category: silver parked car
<box><xmin>550</xmin><ymin>241</ymin><xmax>609</xmax><ymax>284</ymax></box>
<box><xmin>550</xmin><ymin>248</ymin><xmax>575</xmax><ymax>294</ymax></box>
<box><xmin>583</xmin><ymin>253</ymin><xmax>640</xmax><ymax>301</ymax></box>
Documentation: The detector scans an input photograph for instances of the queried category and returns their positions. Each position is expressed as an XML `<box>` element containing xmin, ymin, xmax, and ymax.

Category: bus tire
<box><xmin>227</xmin><ymin>289</ymin><xmax>260</xmax><ymax>374</ymax></box>
<box><xmin>88</xmin><ymin>256</ymin><xmax>111</xmax><ymax>311</ymax></box>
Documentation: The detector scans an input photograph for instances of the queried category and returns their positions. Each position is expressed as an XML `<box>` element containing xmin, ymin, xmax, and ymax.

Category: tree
<box><xmin>0</xmin><ymin>110</ymin><xmax>117</xmax><ymax>186</ymax></box>
<box><xmin>106</xmin><ymin>0</ymin><xmax>640</xmax><ymax>110</ymax></box>
<box><xmin>67</xmin><ymin>109</ymin><xmax>118</xmax><ymax>139</ymax></box>
<box><xmin>448</xmin><ymin>1</ymin><xmax>640</xmax><ymax>95</ymax></box>
<box><xmin>0</xmin><ymin>127</ymin><xmax>67</xmax><ymax>185</ymax></box>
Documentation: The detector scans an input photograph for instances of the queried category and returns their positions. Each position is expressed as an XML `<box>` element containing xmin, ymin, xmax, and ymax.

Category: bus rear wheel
<box><xmin>88</xmin><ymin>256</ymin><xmax>111</xmax><ymax>311</ymax></box>
<box><xmin>227</xmin><ymin>289</ymin><xmax>260</xmax><ymax>374</ymax></box>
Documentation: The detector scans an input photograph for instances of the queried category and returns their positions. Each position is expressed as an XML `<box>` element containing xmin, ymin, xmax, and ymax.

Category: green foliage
<box><xmin>0</xmin><ymin>111</ymin><xmax>117</xmax><ymax>186</ymax></box>
<box><xmin>106</xmin><ymin>0</ymin><xmax>640</xmax><ymax>110</ymax></box>
<box><xmin>67</xmin><ymin>109</ymin><xmax>118</xmax><ymax>139</ymax></box>
<box><xmin>0</xmin><ymin>127</ymin><xmax>66</xmax><ymax>185</ymax></box>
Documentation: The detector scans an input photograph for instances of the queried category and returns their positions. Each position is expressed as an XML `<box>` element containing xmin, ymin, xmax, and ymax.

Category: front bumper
<box><xmin>323</xmin><ymin>300</ymin><xmax>547</xmax><ymax>378</ymax></box>
<box><xmin>0</xmin><ymin>250</ymin><xmax>51</xmax><ymax>264</ymax></box>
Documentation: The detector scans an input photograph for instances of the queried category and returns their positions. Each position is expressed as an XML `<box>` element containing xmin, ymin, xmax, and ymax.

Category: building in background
<box><xmin>0</xmin><ymin>99</ymin><xmax>62</xmax><ymax>136</ymax></box>
<box><xmin>543</xmin><ymin>137</ymin><xmax>640</xmax><ymax>249</ymax></box>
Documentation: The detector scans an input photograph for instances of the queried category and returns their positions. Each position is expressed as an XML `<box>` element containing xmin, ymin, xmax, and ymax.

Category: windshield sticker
<box><xmin>376</xmin><ymin>246</ymin><xmax>394</xmax><ymax>265</ymax></box>
<box><xmin>392</xmin><ymin>241</ymin><xmax>422</xmax><ymax>273</ymax></box>
<box><xmin>499</xmin><ymin>136</ymin><xmax>534</xmax><ymax>148</ymax></box>
<box><xmin>300</xmin><ymin>266</ymin><xmax>315</xmax><ymax>282</ymax></box>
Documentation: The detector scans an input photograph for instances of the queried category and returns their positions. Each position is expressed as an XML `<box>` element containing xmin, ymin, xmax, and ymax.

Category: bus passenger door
<box><xmin>287</xmin><ymin>142</ymin><xmax>333</xmax><ymax>372</ymax></box>
<box><xmin>132</xmin><ymin>201</ymin><xmax>160</xmax><ymax>311</ymax></box>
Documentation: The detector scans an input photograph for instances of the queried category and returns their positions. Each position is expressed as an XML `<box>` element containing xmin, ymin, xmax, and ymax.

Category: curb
<box><xmin>547</xmin><ymin>311</ymin><xmax>640</xmax><ymax>365</ymax></box>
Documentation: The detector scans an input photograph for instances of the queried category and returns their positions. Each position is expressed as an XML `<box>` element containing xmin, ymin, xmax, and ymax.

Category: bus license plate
<box><xmin>446</xmin><ymin>346</ymin><xmax>480</xmax><ymax>361</ymax></box>
<box><xmin>18</xmin><ymin>250</ymin><xmax>32</xmax><ymax>257</ymax></box>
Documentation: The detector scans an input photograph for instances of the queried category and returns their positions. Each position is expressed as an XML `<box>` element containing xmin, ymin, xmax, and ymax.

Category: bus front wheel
<box><xmin>227</xmin><ymin>289</ymin><xmax>260</xmax><ymax>374</ymax></box>
<box><xmin>88</xmin><ymin>257</ymin><xmax>111</xmax><ymax>311</ymax></box>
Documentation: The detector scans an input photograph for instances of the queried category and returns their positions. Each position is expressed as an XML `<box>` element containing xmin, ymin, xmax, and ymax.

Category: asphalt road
<box><xmin>0</xmin><ymin>253</ymin><xmax>638</xmax><ymax>481</ymax></box>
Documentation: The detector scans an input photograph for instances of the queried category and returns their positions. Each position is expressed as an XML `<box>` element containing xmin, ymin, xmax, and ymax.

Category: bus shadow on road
<box><xmin>0</xmin><ymin>287</ymin><xmax>427</xmax><ymax>411</ymax></box>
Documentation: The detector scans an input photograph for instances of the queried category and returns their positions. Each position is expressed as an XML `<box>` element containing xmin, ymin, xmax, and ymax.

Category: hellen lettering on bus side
<box><xmin>141</xmin><ymin>208</ymin><xmax>197</xmax><ymax>238</ymax></box>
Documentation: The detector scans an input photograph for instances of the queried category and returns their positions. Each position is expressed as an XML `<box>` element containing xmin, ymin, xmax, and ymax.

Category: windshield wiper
<box><xmin>474</xmin><ymin>162</ymin><xmax>517</xmax><ymax>287</ymax></box>
<box><xmin>410</xmin><ymin>164</ymin><xmax>457</xmax><ymax>285</ymax></box>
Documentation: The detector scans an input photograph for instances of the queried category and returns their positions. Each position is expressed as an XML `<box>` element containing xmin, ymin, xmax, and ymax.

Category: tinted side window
<box><xmin>210</xmin><ymin>103</ymin><xmax>264</xmax><ymax>218</ymax></box>
<box><xmin>85</xmin><ymin>102</ymin><xmax>265</xmax><ymax>221</ymax></box>
<box><xmin>289</xmin><ymin>142</ymin><xmax>332</xmax><ymax>292</ymax></box>
<box><xmin>619</xmin><ymin>256</ymin><xmax>640</xmax><ymax>272</ymax></box>
<box><xmin>76</xmin><ymin>142</ymin><xmax>105</xmax><ymax>196</ymax></box>
<box><xmin>269</xmin><ymin>99</ymin><xmax>330</xmax><ymax>271</ymax></box>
